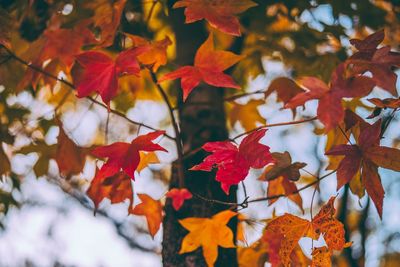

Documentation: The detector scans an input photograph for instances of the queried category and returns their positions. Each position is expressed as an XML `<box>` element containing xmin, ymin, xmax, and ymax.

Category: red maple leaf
<box><xmin>166</xmin><ymin>188</ymin><xmax>193</xmax><ymax>211</ymax></box>
<box><xmin>92</xmin><ymin>131</ymin><xmax>167</xmax><ymax>180</ymax></box>
<box><xmin>326</xmin><ymin>120</ymin><xmax>400</xmax><ymax>217</ymax></box>
<box><xmin>74</xmin><ymin>46</ymin><xmax>148</xmax><ymax>106</ymax></box>
<box><xmin>191</xmin><ymin>129</ymin><xmax>274</xmax><ymax>194</ymax></box>
<box><xmin>285</xmin><ymin>63</ymin><xmax>375</xmax><ymax>131</ymax></box>
<box><xmin>158</xmin><ymin>34</ymin><xmax>242</xmax><ymax>101</ymax></box>
<box><xmin>173</xmin><ymin>0</ymin><xmax>257</xmax><ymax>36</ymax></box>
<box><xmin>348</xmin><ymin>30</ymin><xmax>400</xmax><ymax>95</ymax></box>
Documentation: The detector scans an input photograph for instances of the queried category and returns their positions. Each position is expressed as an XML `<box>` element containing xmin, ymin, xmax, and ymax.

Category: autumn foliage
<box><xmin>1</xmin><ymin>0</ymin><xmax>400</xmax><ymax>266</ymax></box>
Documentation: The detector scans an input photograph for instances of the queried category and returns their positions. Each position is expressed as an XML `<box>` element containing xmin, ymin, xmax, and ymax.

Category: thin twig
<box><xmin>381</xmin><ymin>108</ymin><xmax>398</xmax><ymax>138</ymax></box>
<box><xmin>338</xmin><ymin>125</ymin><xmax>353</xmax><ymax>145</ymax></box>
<box><xmin>0</xmin><ymin>44</ymin><xmax>174</xmax><ymax>140</ymax></box>
<box><xmin>148</xmin><ymin>70</ymin><xmax>185</xmax><ymax>188</ymax></box>
<box><xmin>232</xmin><ymin>116</ymin><xmax>318</xmax><ymax>140</ymax></box>
<box><xmin>192</xmin><ymin>170</ymin><xmax>337</xmax><ymax>208</ymax></box>
<box><xmin>224</xmin><ymin>89</ymin><xmax>266</xmax><ymax>102</ymax></box>
<box><xmin>246</xmin><ymin>170</ymin><xmax>336</xmax><ymax>204</ymax></box>
<box><xmin>105</xmin><ymin>112</ymin><xmax>110</xmax><ymax>144</ymax></box>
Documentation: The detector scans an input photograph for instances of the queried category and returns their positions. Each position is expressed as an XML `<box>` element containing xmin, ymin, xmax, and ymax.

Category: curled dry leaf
<box><xmin>259</xmin><ymin>151</ymin><xmax>306</xmax><ymax>211</ymax></box>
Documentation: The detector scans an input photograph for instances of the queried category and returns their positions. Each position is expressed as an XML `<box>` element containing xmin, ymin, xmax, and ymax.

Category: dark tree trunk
<box><xmin>162</xmin><ymin>2</ymin><xmax>238</xmax><ymax>267</ymax></box>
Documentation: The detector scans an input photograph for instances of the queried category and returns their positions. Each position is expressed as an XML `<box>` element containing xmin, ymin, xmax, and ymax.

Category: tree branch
<box><xmin>0</xmin><ymin>44</ymin><xmax>174</xmax><ymax>140</ymax></box>
<box><xmin>192</xmin><ymin>169</ymin><xmax>337</xmax><ymax>208</ymax></box>
<box><xmin>148</xmin><ymin>70</ymin><xmax>186</xmax><ymax>188</ymax></box>
<box><xmin>231</xmin><ymin>116</ymin><xmax>318</xmax><ymax>140</ymax></box>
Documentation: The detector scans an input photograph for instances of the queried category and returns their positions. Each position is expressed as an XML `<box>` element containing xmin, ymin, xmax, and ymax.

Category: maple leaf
<box><xmin>348</xmin><ymin>30</ymin><xmax>400</xmax><ymax>95</ymax></box>
<box><xmin>259</xmin><ymin>152</ymin><xmax>306</xmax><ymax>211</ymax></box>
<box><xmin>158</xmin><ymin>34</ymin><xmax>242</xmax><ymax>101</ymax></box>
<box><xmin>56</xmin><ymin>122</ymin><xmax>87</xmax><ymax>178</ymax></box>
<box><xmin>127</xmin><ymin>35</ymin><xmax>172</xmax><ymax>71</ymax></box>
<box><xmin>285</xmin><ymin>64</ymin><xmax>375</xmax><ymax>131</ymax></box>
<box><xmin>179</xmin><ymin>210</ymin><xmax>237</xmax><ymax>267</ymax></box>
<box><xmin>131</xmin><ymin>194</ymin><xmax>163</xmax><ymax>238</ymax></box>
<box><xmin>18</xmin><ymin>20</ymin><xmax>97</xmax><ymax>90</ymax></box>
<box><xmin>136</xmin><ymin>152</ymin><xmax>160</xmax><ymax>173</ymax></box>
<box><xmin>87</xmin><ymin>170</ymin><xmax>133</xmax><ymax>213</ymax></box>
<box><xmin>368</xmin><ymin>97</ymin><xmax>400</xmax><ymax>109</ymax></box>
<box><xmin>166</xmin><ymin>188</ymin><xmax>193</xmax><ymax>211</ymax></box>
<box><xmin>191</xmin><ymin>129</ymin><xmax>274</xmax><ymax>194</ymax></box>
<box><xmin>311</xmin><ymin>247</ymin><xmax>331</xmax><ymax>267</ymax></box>
<box><xmin>39</xmin><ymin>21</ymin><xmax>97</xmax><ymax>69</ymax></box>
<box><xmin>18</xmin><ymin>141</ymin><xmax>57</xmax><ymax>177</ymax></box>
<box><xmin>326</xmin><ymin>120</ymin><xmax>400</xmax><ymax>217</ymax></box>
<box><xmin>92</xmin><ymin>131</ymin><xmax>167</xmax><ymax>180</ymax></box>
<box><xmin>86</xmin><ymin>0</ymin><xmax>127</xmax><ymax>47</ymax></box>
<box><xmin>173</xmin><ymin>0</ymin><xmax>257</xmax><ymax>36</ymax></box>
<box><xmin>260</xmin><ymin>151</ymin><xmax>306</xmax><ymax>182</ymax></box>
<box><xmin>264</xmin><ymin>197</ymin><xmax>350</xmax><ymax>266</ymax></box>
<box><xmin>74</xmin><ymin>46</ymin><xmax>149</xmax><ymax>106</ymax></box>
<box><xmin>237</xmin><ymin>242</ymin><xmax>269</xmax><ymax>267</ymax></box>
<box><xmin>265</xmin><ymin>77</ymin><xmax>304</xmax><ymax>117</ymax></box>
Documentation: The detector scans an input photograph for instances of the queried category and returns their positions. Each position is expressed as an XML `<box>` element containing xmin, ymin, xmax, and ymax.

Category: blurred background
<box><xmin>0</xmin><ymin>0</ymin><xmax>400</xmax><ymax>266</ymax></box>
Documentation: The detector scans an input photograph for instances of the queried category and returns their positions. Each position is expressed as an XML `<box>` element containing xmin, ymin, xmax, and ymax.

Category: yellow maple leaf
<box><xmin>179</xmin><ymin>210</ymin><xmax>237</xmax><ymax>267</ymax></box>
<box><xmin>228</xmin><ymin>99</ymin><xmax>266</xmax><ymax>131</ymax></box>
<box><xmin>137</xmin><ymin>152</ymin><xmax>160</xmax><ymax>173</ymax></box>
<box><xmin>131</xmin><ymin>194</ymin><xmax>163</xmax><ymax>238</ymax></box>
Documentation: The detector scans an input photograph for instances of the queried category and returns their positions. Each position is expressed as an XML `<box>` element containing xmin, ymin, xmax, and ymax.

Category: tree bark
<box><xmin>162</xmin><ymin>2</ymin><xmax>238</xmax><ymax>266</ymax></box>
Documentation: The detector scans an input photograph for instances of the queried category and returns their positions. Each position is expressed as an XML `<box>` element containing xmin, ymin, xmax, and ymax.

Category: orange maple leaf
<box><xmin>158</xmin><ymin>33</ymin><xmax>242</xmax><ymax>101</ymax></box>
<box><xmin>127</xmin><ymin>35</ymin><xmax>173</xmax><ymax>72</ymax></box>
<box><xmin>264</xmin><ymin>197</ymin><xmax>350</xmax><ymax>266</ymax></box>
<box><xmin>87</xmin><ymin>170</ymin><xmax>133</xmax><ymax>213</ymax></box>
<box><xmin>131</xmin><ymin>194</ymin><xmax>163</xmax><ymax>238</ymax></box>
<box><xmin>173</xmin><ymin>0</ymin><xmax>257</xmax><ymax>36</ymax></box>
<box><xmin>179</xmin><ymin>210</ymin><xmax>237</xmax><ymax>267</ymax></box>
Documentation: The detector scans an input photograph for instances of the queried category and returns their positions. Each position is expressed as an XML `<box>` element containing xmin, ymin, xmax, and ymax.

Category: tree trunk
<box><xmin>162</xmin><ymin>2</ymin><xmax>238</xmax><ymax>267</ymax></box>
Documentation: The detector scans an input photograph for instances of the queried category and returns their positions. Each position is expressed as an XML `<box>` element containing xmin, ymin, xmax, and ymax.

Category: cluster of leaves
<box><xmin>0</xmin><ymin>0</ymin><xmax>400</xmax><ymax>266</ymax></box>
